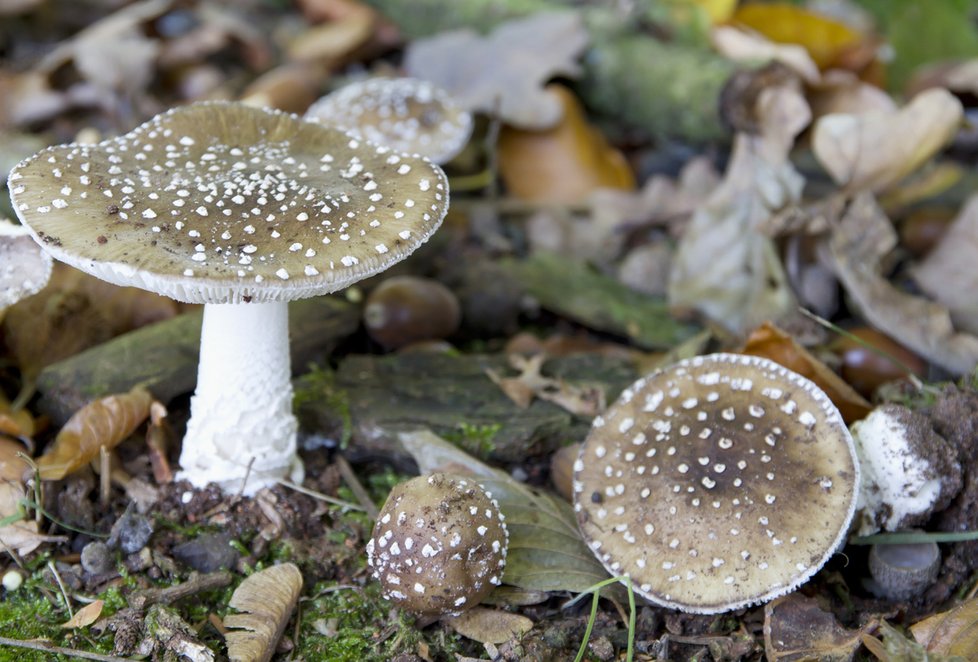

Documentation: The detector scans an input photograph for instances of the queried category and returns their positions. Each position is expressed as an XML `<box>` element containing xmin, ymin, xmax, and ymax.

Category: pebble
<box><xmin>173</xmin><ymin>532</ymin><xmax>240</xmax><ymax>572</ymax></box>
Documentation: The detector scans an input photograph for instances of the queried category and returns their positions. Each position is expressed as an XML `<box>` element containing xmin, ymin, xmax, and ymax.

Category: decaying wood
<box><xmin>295</xmin><ymin>351</ymin><xmax>638</xmax><ymax>463</ymax></box>
<box><xmin>36</xmin><ymin>296</ymin><xmax>360</xmax><ymax>425</ymax></box>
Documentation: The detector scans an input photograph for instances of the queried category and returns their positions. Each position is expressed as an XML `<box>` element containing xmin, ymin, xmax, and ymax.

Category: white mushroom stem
<box><xmin>177</xmin><ymin>301</ymin><xmax>302</xmax><ymax>495</ymax></box>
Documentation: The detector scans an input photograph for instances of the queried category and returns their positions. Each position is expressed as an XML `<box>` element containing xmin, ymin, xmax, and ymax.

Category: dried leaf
<box><xmin>61</xmin><ymin>600</ymin><xmax>104</xmax><ymax>629</ymax></box>
<box><xmin>399</xmin><ymin>429</ymin><xmax>619</xmax><ymax>596</ymax></box>
<box><xmin>485</xmin><ymin>354</ymin><xmax>605</xmax><ymax>417</ymax></box>
<box><xmin>285</xmin><ymin>5</ymin><xmax>375</xmax><ymax>63</ymax></box>
<box><xmin>711</xmin><ymin>25</ymin><xmax>820</xmax><ymax>83</ymax></box>
<box><xmin>36</xmin><ymin>386</ymin><xmax>153</xmax><ymax>481</ymax></box>
<box><xmin>731</xmin><ymin>3</ymin><xmax>865</xmax><ymax>70</ymax></box>
<box><xmin>0</xmin><ymin>438</ymin><xmax>31</xmax><ymax>483</ymax></box>
<box><xmin>827</xmin><ymin>193</ymin><xmax>978</xmax><ymax>375</ymax></box>
<box><xmin>913</xmin><ymin>195</ymin><xmax>978</xmax><ymax>334</ymax></box>
<box><xmin>812</xmin><ymin>88</ymin><xmax>963</xmax><ymax>193</ymax></box>
<box><xmin>0</xmin><ymin>483</ymin><xmax>66</xmax><ymax>555</ymax></box>
<box><xmin>443</xmin><ymin>606</ymin><xmax>534</xmax><ymax>645</ymax></box>
<box><xmin>404</xmin><ymin>12</ymin><xmax>589</xmax><ymax>129</ymax></box>
<box><xmin>224</xmin><ymin>563</ymin><xmax>303</xmax><ymax>662</ymax></box>
<box><xmin>911</xmin><ymin>597</ymin><xmax>978</xmax><ymax>660</ymax></box>
<box><xmin>809</xmin><ymin>70</ymin><xmax>895</xmax><ymax>118</ymax></box>
<box><xmin>864</xmin><ymin>620</ymin><xmax>964</xmax><ymax>662</ymax></box>
<box><xmin>740</xmin><ymin>322</ymin><xmax>871</xmax><ymax>423</ymax></box>
<box><xmin>497</xmin><ymin>85</ymin><xmax>633</xmax><ymax>203</ymax></box>
<box><xmin>764</xmin><ymin>593</ymin><xmax>877</xmax><ymax>661</ymax></box>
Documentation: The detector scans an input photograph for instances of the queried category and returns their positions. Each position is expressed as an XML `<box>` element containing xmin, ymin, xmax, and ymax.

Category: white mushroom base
<box><xmin>177</xmin><ymin>301</ymin><xmax>303</xmax><ymax>495</ymax></box>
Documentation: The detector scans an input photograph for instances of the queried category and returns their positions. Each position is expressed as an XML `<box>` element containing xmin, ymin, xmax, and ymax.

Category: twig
<box><xmin>0</xmin><ymin>636</ymin><xmax>139</xmax><ymax>662</ymax></box>
<box><xmin>47</xmin><ymin>560</ymin><xmax>73</xmax><ymax>619</ymax></box>
<box><xmin>276</xmin><ymin>479</ymin><xmax>365</xmax><ymax>511</ymax></box>
<box><xmin>334</xmin><ymin>455</ymin><xmax>379</xmax><ymax>519</ymax></box>
<box><xmin>128</xmin><ymin>570</ymin><xmax>233</xmax><ymax>611</ymax></box>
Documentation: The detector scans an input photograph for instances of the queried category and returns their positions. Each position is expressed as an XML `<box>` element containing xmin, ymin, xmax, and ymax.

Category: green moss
<box><xmin>294</xmin><ymin>364</ymin><xmax>353</xmax><ymax>448</ymax></box>
<box><xmin>443</xmin><ymin>422</ymin><xmax>501</xmax><ymax>460</ymax></box>
<box><xmin>0</xmin><ymin>585</ymin><xmax>117</xmax><ymax>660</ymax></box>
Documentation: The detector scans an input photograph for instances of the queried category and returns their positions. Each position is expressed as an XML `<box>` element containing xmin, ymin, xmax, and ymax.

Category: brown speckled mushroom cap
<box><xmin>366</xmin><ymin>473</ymin><xmax>508</xmax><ymax>616</ymax></box>
<box><xmin>7</xmin><ymin>101</ymin><xmax>448</xmax><ymax>304</ymax></box>
<box><xmin>573</xmin><ymin>353</ymin><xmax>859</xmax><ymax>614</ymax></box>
<box><xmin>305</xmin><ymin>78</ymin><xmax>473</xmax><ymax>165</ymax></box>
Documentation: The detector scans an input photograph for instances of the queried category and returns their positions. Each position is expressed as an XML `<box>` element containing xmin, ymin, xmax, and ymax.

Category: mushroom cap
<box><xmin>366</xmin><ymin>473</ymin><xmax>508</xmax><ymax>616</ymax></box>
<box><xmin>0</xmin><ymin>218</ymin><xmax>52</xmax><ymax>309</ymax></box>
<box><xmin>573</xmin><ymin>353</ymin><xmax>859</xmax><ymax>614</ymax></box>
<box><xmin>305</xmin><ymin>77</ymin><xmax>473</xmax><ymax>164</ymax></box>
<box><xmin>7</xmin><ymin>101</ymin><xmax>448</xmax><ymax>304</ymax></box>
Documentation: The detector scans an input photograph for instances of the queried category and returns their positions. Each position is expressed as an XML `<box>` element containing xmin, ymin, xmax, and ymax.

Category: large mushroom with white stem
<box><xmin>7</xmin><ymin>101</ymin><xmax>449</xmax><ymax>495</ymax></box>
<box><xmin>573</xmin><ymin>353</ymin><xmax>859</xmax><ymax>614</ymax></box>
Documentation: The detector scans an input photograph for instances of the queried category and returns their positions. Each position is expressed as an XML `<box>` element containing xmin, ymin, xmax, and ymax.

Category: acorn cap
<box><xmin>305</xmin><ymin>77</ymin><xmax>473</xmax><ymax>164</ymax></box>
<box><xmin>0</xmin><ymin>218</ymin><xmax>51</xmax><ymax>309</ymax></box>
<box><xmin>7</xmin><ymin>101</ymin><xmax>448</xmax><ymax>304</ymax></box>
<box><xmin>366</xmin><ymin>473</ymin><xmax>508</xmax><ymax>616</ymax></box>
<box><xmin>573</xmin><ymin>353</ymin><xmax>859</xmax><ymax>614</ymax></box>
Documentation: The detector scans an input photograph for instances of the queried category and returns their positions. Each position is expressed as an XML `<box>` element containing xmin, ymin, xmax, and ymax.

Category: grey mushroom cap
<box><xmin>0</xmin><ymin>219</ymin><xmax>52</xmax><ymax>309</ymax></box>
<box><xmin>366</xmin><ymin>473</ymin><xmax>508</xmax><ymax>616</ymax></box>
<box><xmin>573</xmin><ymin>353</ymin><xmax>859</xmax><ymax>614</ymax></box>
<box><xmin>305</xmin><ymin>77</ymin><xmax>473</xmax><ymax>165</ymax></box>
<box><xmin>7</xmin><ymin>101</ymin><xmax>448</xmax><ymax>304</ymax></box>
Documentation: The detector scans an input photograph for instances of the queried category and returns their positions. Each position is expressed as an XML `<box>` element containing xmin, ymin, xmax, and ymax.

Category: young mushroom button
<box><xmin>305</xmin><ymin>77</ymin><xmax>473</xmax><ymax>165</ymax></box>
<box><xmin>7</xmin><ymin>101</ymin><xmax>449</xmax><ymax>495</ymax></box>
<box><xmin>366</xmin><ymin>473</ymin><xmax>508</xmax><ymax>616</ymax></box>
<box><xmin>573</xmin><ymin>353</ymin><xmax>859</xmax><ymax>614</ymax></box>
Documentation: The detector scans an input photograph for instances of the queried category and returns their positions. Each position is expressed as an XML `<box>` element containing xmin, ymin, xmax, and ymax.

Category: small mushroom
<box><xmin>851</xmin><ymin>404</ymin><xmax>962</xmax><ymax>536</ymax></box>
<box><xmin>8</xmin><ymin>101</ymin><xmax>449</xmax><ymax>494</ymax></box>
<box><xmin>0</xmin><ymin>218</ymin><xmax>52</xmax><ymax>311</ymax></box>
<box><xmin>305</xmin><ymin>77</ymin><xmax>473</xmax><ymax>164</ymax></box>
<box><xmin>366</xmin><ymin>473</ymin><xmax>508</xmax><ymax>616</ymax></box>
<box><xmin>868</xmin><ymin>537</ymin><xmax>941</xmax><ymax>602</ymax></box>
<box><xmin>363</xmin><ymin>275</ymin><xmax>461</xmax><ymax>350</ymax></box>
<box><xmin>573</xmin><ymin>353</ymin><xmax>860</xmax><ymax>614</ymax></box>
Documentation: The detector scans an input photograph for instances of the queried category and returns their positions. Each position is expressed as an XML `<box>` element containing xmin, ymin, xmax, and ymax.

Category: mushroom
<box><xmin>366</xmin><ymin>473</ymin><xmax>508</xmax><ymax>616</ymax></box>
<box><xmin>305</xmin><ymin>77</ymin><xmax>473</xmax><ymax>164</ymax></box>
<box><xmin>363</xmin><ymin>275</ymin><xmax>461</xmax><ymax>350</ymax></box>
<box><xmin>8</xmin><ymin>101</ymin><xmax>449</xmax><ymax>494</ymax></box>
<box><xmin>0</xmin><ymin>218</ymin><xmax>52</xmax><ymax>312</ymax></box>
<box><xmin>868</xmin><ymin>537</ymin><xmax>940</xmax><ymax>601</ymax></box>
<box><xmin>573</xmin><ymin>353</ymin><xmax>859</xmax><ymax>614</ymax></box>
<box><xmin>850</xmin><ymin>404</ymin><xmax>961</xmax><ymax>536</ymax></box>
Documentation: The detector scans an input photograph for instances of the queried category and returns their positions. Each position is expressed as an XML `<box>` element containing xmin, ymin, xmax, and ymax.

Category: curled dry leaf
<box><xmin>404</xmin><ymin>12</ymin><xmax>589</xmax><ymax>129</ymax></box>
<box><xmin>485</xmin><ymin>353</ymin><xmax>605</xmax><ymax>417</ymax></box>
<box><xmin>764</xmin><ymin>593</ymin><xmax>878</xmax><ymax>662</ymax></box>
<box><xmin>61</xmin><ymin>600</ymin><xmax>104</xmax><ymax>629</ymax></box>
<box><xmin>812</xmin><ymin>88</ymin><xmax>963</xmax><ymax>193</ymax></box>
<box><xmin>739</xmin><ymin>322</ymin><xmax>871</xmax><ymax>424</ymax></box>
<box><xmin>911</xmin><ymin>597</ymin><xmax>978</xmax><ymax>660</ymax></box>
<box><xmin>711</xmin><ymin>25</ymin><xmax>820</xmax><ymax>83</ymax></box>
<box><xmin>913</xmin><ymin>194</ymin><xmax>978</xmax><ymax>335</ymax></box>
<box><xmin>497</xmin><ymin>85</ymin><xmax>633</xmax><ymax>204</ymax></box>
<box><xmin>36</xmin><ymin>385</ymin><xmax>153</xmax><ymax>481</ymax></box>
<box><xmin>443</xmin><ymin>606</ymin><xmax>534</xmax><ymax>645</ymax></box>
<box><xmin>827</xmin><ymin>193</ymin><xmax>978</xmax><ymax>375</ymax></box>
<box><xmin>224</xmin><ymin>563</ymin><xmax>303</xmax><ymax>662</ymax></box>
<box><xmin>399</xmin><ymin>429</ymin><xmax>621</xmax><ymax>597</ymax></box>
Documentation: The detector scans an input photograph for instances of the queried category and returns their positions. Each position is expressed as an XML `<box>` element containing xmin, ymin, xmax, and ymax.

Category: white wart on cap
<box><xmin>7</xmin><ymin>101</ymin><xmax>447</xmax><ymax>304</ymax></box>
<box><xmin>305</xmin><ymin>77</ymin><xmax>473</xmax><ymax>164</ymax></box>
<box><xmin>366</xmin><ymin>473</ymin><xmax>508</xmax><ymax>616</ymax></box>
<box><xmin>573</xmin><ymin>353</ymin><xmax>859</xmax><ymax>614</ymax></box>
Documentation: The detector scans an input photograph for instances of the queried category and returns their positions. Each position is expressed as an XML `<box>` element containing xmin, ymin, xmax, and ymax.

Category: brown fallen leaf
<box><xmin>812</xmin><ymin>88</ymin><xmax>963</xmax><ymax>194</ymax></box>
<box><xmin>484</xmin><ymin>353</ymin><xmax>605</xmax><ymax>417</ymax></box>
<box><xmin>911</xmin><ymin>597</ymin><xmax>978</xmax><ymax>660</ymax></box>
<box><xmin>764</xmin><ymin>593</ymin><xmax>878</xmax><ymax>661</ymax></box>
<box><xmin>224</xmin><ymin>563</ymin><xmax>303</xmax><ymax>662</ymax></box>
<box><xmin>286</xmin><ymin>4</ymin><xmax>375</xmax><ymax>64</ymax></box>
<box><xmin>864</xmin><ymin>620</ymin><xmax>965</xmax><ymax>662</ymax></box>
<box><xmin>740</xmin><ymin>322</ymin><xmax>871</xmax><ymax>424</ymax></box>
<box><xmin>912</xmin><ymin>194</ymin><xmax>978</xmax><ymax>335</ymax></box>
<box><xmin>61</xmin><ymin>600</ymin><xmax>104</xmax><ymax>629</ymax></box>
<box><xmin>497</xmin><ymin>85</ymin><xmax>633</xmax><ymax>204</ymax></box>
<box><xmin>36</xmin><ymin>386</ymin><xmax>153</xmax><ymax>481</ymax></box>
<box><xmin>404</xmin><ymin>12</ymin><xmax>589</xmax><ymax>130</ymax></box>
<box><xmin>443</xmin><ymin>606</ymin><xmax>534</xmax><ymax>645</ymax></box>
<box><xmin>826</xmin><ymin>192</ymin><xmax>978</xmax><ymax>375</ymax></box>
<box><xmin>711</xmin><ymin>25</ymin><xmax>820</xmax><ymax>83</ymax></box>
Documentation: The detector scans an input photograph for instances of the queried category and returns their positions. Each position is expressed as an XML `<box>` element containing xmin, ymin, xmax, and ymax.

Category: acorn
<box><xmin>363</xmin><ymin>276</ymin><xmax>461</xmax><ymax>350</ymax></box>
<box><xmin>366</xmin><ymin>473</ymin><xmax>508</xmax><ymax>616</ymax></box>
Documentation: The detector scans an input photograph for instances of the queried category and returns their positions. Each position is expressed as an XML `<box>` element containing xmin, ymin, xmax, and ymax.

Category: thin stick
<box><xmin>334</xmin><ymin>455</ymin><xmax>378</xmax><ymax>519</ymax></box>
<box><xmin>99</xmin><ymin>446</ymin><xmax>111</xmax><ymax>505</ymax></box>
<box><xmin>849</xmin><ymin>530</ymin><xmax>978</xmax><ymax>545</ymax></box>
<box><xmin>47</xmin><ymin>560</ymin><xmax>73</xmax><ymax>619</ymax></box>
<box><xmin>0</xmin><ymin>636</ymin><xmax>138</xmax><ymax>662</ymax></box>
<box><xmin>276</xmin><ymin>479</ymin><xmax>365</xmax><ymax>511</ymax></box>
